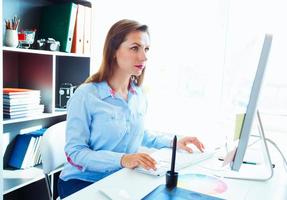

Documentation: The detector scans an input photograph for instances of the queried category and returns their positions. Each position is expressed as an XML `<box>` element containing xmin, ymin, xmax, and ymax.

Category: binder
<box><xmin>8</xmin><ymin>129</ymin><xmax>47</xmax><ymax>169</ymax></box>
<box><xmin>83</xmin><ymin>6</ymin><xmax>92</xmax><ymax>55</ymax></box>
<box><xmin>8</xmin><ymin>134</ymin><xmax>34</xmax><ymax>169</ymax></box>
<box><xmin>21</xmin><ymin>136</ymin><xmax>37</xmax><ymax>169</ymax></box>
<box><xmin>39</xmin><ymin>2</ymin><xmax>77</xmax><ymax>53</ymax></box>
<box><xmin>71</xmin><ymin>4</ymin><xmax>85</xmax><ymax>54</ymax></box>
<box><xmin>29</xmin><ymin>129</ymin><xmax>47</xmax><ymax>166</ymax></box>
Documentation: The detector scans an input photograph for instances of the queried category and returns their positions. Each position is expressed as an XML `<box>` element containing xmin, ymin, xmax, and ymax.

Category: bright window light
<box><xmin>93</xmin><ymin>0</ymin><xmax>287</xmax><ymax>144</ymax></box>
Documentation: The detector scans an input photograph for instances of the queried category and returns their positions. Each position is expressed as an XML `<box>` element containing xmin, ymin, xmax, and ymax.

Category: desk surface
<box><xmin>64</xmin><ymin>147</ymin><xmax>287</xmax><ymax>200</ymax></box>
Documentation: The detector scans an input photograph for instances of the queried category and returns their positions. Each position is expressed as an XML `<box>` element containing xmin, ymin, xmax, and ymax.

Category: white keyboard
<box><xmin>135</xmin><ymin>148</ymin><xmax>215</xmax><ymax>176</ymax></box>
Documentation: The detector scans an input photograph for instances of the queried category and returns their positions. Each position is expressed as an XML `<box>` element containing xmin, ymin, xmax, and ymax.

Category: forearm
<box><xmin>142</xmin><ymin>130</ymin><xmax>173</xmax><ymax>149</ymax></box>
<box><xmin>65</xmin><ymin>145</ymin><xmax>124</xmax><ymax>173</ymax></box>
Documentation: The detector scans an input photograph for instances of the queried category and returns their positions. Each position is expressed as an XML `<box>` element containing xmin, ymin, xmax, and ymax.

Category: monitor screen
<box><xmin>230</xmin><ymin>34</ymin><xmax>273</xmax><ymax>171</ymax></box>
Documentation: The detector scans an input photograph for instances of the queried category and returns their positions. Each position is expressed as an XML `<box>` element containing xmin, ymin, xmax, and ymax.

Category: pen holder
<box><xmin>166</xmin><ymin>170</ymin><xmax>178</xmax><ymax>190</ymax></box>
<box><xmin>5</xmin><ymin>29</ymin><xmax>18</xmax><ymax>47</ymax></box>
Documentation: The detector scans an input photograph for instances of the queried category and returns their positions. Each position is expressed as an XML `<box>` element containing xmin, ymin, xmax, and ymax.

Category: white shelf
<box><xmin>3</xmin><ymin>46</ymin><xmax>91</xmax><ymax>58</ymax></box>
<box><xmin>1</xmin><ymin>0</ymin><xmax>93</xmax><ymax>197</ymax></box>
<box><xmin>3</xmin><ymin>112</ymin><xmax>66</xmax><ymax>125</ymax></box>
<box><xmin>3</xmin><ymin>165</ymin><xmax>44</xmax><ymax>195</ymax></box>
<box><xmin>3</xmin><ymin>165</ymin><xmax>63</xmax><ymax>195</ymax></box>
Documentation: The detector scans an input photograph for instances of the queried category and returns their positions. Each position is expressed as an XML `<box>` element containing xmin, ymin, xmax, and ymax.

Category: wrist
<box><xmin>120</xmin><ymin>154</ymin><xmax>126</xmax><ymax>168</ymax></box>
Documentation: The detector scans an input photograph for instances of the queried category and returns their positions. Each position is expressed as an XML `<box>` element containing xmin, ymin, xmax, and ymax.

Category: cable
<box><xmin>265</xmin><ymin>138</ymin><xmax>287</xmax><ymax>172</ymax></box>
<box><xmin>249</xmin><ymin>134</ymin><xmax>286</xmax><ymax>172</ymax></box>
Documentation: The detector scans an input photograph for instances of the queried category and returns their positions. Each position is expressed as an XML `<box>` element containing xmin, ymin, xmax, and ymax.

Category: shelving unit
<box><xmin>1</xmin><ymin>0</ymin><xmax>94</xmax><ymax>199</ymax></box>
<box><xmin>3</xmin><ymin>165</ymin><xmax>44</xmax><ymax>195</ymax></box>
<box><xmin>1</xmin><ymin>0</ymin><xmax>3</xmax><ymax>199</ymax></box>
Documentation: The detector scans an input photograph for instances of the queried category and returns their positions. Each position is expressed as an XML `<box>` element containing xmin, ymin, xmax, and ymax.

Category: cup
<box><xmin>166</xmin><ymin>170</ymin><xmax>178</xmax><ymax>190</ymax></box>
<box><xmin>5</xmin><ymin>29</ymin><xmax>19</xmax><ymax>47</ymax></box>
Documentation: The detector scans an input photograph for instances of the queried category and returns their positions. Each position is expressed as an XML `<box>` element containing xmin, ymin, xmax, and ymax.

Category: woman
<box><xmin>58</xmin><ymin>19</ymin><xmax>205</xmax><ymax>198</ymax></box>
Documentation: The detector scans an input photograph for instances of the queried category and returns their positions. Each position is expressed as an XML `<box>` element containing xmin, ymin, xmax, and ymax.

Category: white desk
<box><xmin>63</xmin><ymin>148</ymin><xmax>287</xmax><ymax>200</ymax></box>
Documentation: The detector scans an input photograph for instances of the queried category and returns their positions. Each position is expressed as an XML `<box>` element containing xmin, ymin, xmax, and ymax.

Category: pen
<box><xmin>218</xmin><ymin>158</ymin><xmax>257</xmax><ymax>165</ymax></box>
<box><xmin>242</xmin><ymin>161</ymin><xmax>257</xmax><ymax>165</ymax></box>
<box><xmin>166</xmin><ymin>135</ymin><xmax>178</xmax><ymax>189</ymax></box>
<box><xmin>242</xmin><ymin>161</ymin><xmax>275</xmax><ymax>168</ymax></box>
<box><xmin>218</xmin><ymin>158</ymin><xmax>275</xmax><ymax>168</ymax></box>
<box><xmin>170</xmin><ymin>135</ymin><xmax>177</xmax><ymax>172</ymax></box>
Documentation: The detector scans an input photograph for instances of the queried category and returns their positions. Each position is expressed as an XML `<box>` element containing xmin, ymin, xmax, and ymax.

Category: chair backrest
<box><xmin>40</xmin><ymin>121</ymin><xmax>67</xmax><ymax>174</ymax></box>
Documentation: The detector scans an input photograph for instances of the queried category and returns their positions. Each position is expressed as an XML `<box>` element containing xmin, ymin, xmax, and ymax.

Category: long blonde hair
<box><xmin>85</xmin><ymin>19</ymin><xmax>149</xmax><ymax>86</ymax></box>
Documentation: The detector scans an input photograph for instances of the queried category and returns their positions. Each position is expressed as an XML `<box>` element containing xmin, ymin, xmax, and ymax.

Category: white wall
<box><xmin>91</xmin><ymin>0</ymin><xmax>287</xmax><ymax>147</ymax></box>
<box><xmin>223</xmin><ymin>0</ymin><xmax>287</xmax><ymax>133</ymax></box>
<box><xmin>93</xmin><ymin>0</ymin><xmax>229</xmax><ymax>146</ymax></box>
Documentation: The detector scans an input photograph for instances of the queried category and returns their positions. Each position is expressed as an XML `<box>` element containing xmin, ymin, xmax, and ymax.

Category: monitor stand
<box><xmin>221</xmin><ymin>111</ymin><xmax>274</xmax><ymax>181</ymax></box>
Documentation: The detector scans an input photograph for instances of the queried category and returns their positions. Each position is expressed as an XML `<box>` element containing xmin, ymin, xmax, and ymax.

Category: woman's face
<box><xmin>115</xmin><ymin>31</ymin><xmax>150</xmax><ymax>77</ymax></box>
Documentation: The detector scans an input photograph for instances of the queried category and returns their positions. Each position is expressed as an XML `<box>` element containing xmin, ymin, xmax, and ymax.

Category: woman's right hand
<box><xmin>121</xmin><ymin>153</ymin><xmax>157</xmax><ymax>170</ymax></box>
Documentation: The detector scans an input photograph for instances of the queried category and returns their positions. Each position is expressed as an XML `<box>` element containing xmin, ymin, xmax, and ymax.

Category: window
<box><xmin>93</xmin><ymin>0</ymin><xmax>287</xmax><ymax>145</ymax></box>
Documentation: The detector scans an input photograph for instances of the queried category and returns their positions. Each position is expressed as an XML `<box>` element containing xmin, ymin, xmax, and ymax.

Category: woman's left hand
<box><xmin>177</xmin><ymin>136</ymin><xmax>205</xmax><ymax>153</ymax></box>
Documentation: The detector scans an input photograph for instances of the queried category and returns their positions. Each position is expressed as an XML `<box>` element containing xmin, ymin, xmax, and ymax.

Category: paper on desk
<box><xmin>99</xmin><ymin>187</ymin><xmax>134</xmax><ymax>200</ymax></box>
<box><xmin>222</xmin><ymin>148</ymin><xmax>236</xmax><ymax>167</ymax></box>
<box><xmin>177</xmin><ymin>171</ymin><xmax>250</xmax><ymax>200</ymax></box>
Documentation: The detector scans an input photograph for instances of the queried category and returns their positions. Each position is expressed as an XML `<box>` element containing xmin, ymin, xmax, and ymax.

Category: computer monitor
<box><xmin>223</xmin><ymin>34</ymin><xmax>274</xmax><ymax>181</ymax></box>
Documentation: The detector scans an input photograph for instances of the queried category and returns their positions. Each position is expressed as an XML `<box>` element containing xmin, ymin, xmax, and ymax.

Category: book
<box><xmin>21</xmin><ymin>136</ymin><xmax>37</xmax><ymax>169</ymax></box>
<box><xmin>3</xmin><ymin>104</ymin><xmax>44</xmax><ymax>119</ymax></box>
<box><xmin>29</xmin><ymin>128</ymin><xmax>47</xmax><ymax>167</ymax></box>
<box><xmin>3</xmin><ymin>88</ymin><xmax>41</xmax><ymax>107</ymax></box>
<box><xmin>39</xmin><ymin>2</ymin><xmax>77</xmax><ymax>53</ymax></box>
<box><xmin>3</xmin><ymin>97</ymin><xmax>41</xmax><ymax>105</ymax></box>
<box><xmin>3</xmin><ymin>104</ymin><xmax>44</xmax><ymax>113</ymax></box>
<box><xmin>33</xmin><ymin>137</ymin><xmax>43</xmax><ymax>165</ymax></box>
<box><xmin>3</xmin><ymin>112</ymin><xmax>43</xmax><ymax>119</ymax></box>
<box><xmin>3</xmin><ymin>88</ymin><xmax>41</xmax><ymax>96</ymax></box>
<box><xmin>3</xmin><ymin>94</ymin><xmax>41</xmax><ymax>99</ymax></box>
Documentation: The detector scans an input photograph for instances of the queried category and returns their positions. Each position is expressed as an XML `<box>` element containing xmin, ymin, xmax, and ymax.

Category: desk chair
<box><xmin>40</xmin><ymin>121</ymin><xmax>67</xmax><ymax>200</ymax></box>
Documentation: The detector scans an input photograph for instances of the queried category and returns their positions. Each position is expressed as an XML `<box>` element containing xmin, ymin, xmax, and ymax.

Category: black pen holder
<box><xmin>166</xmin><ymin>170</ymin><xmax>178</xmax><ymax>190</ymax></box>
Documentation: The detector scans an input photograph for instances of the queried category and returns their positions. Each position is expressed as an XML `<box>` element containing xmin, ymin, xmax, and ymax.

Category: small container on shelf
<box><xmin>18</xmin><ymin>29</ymin><xmax>36</xmax><ymax>49</ymax></box>
<box><xmin>4</xmin><ymin>16</ymin><xmax>20</xmax><ymax>48</ymax></box>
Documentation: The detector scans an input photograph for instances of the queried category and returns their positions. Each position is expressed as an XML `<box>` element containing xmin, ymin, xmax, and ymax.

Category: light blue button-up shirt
<box><xmin>60</xmin><ymin>81</ymin><xmax>172</xmax><ymax>182</ymax></box>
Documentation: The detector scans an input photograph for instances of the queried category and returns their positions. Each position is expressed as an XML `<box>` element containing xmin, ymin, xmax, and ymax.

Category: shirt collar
<box><xmin>129</xmin><ymin>81</ymin><xmax>138</xmax><ymax>95</ymax></box>
<box><xmin>96</xmin><ymin>81</ymin><xmax>138</xmax><ymax>99</ymax></box>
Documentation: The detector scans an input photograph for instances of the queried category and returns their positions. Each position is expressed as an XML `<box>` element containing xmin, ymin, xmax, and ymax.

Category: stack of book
<box><xmin>8</xmin><ymin>128</ymin><xmax>47</xmax><ymax>169</ymax></box>
<box><xmin>3</xmin><ymin>88</ymin><xmax>44</xmax><ymax>119</ymax></box>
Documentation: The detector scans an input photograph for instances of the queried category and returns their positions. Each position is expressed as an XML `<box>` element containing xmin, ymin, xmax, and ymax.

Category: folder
<box><xmin>39</xmin><ymin>2</ymin><xmax>77</xmax><ymax>53</ymax></box>
<box><xmin>29</xmin><ymin>129</ymin><xmax>47</xmax><ymax>166</ymax></box>
<box><xmin>21</xmin><ymin>136</ymin><xmax>37</xmax><ymax>169</ymax></box>
<box><xmin>8</xmin><ymin>134</ymin><xmax>34</xmax><ymax>169</ymax></box>
<box><xmin>71</xmin><ymin>4</ymin><xmax>85</xmax><ymax>54</ymax></box>
<box><xmin>8</xmin><ymin>129</ymin><xmax>47</xmax><ymax>169</ymax></box>
<box><xmin>83</xmin><ymin>6</ymin><xmax>92</xmax><ymax>55</ymax></box>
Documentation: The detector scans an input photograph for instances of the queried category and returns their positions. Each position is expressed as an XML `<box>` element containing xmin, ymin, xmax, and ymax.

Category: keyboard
<box><xmin>135</xmin><ymin>148</ymin><xmax>215</xmax><ymax>176</ymax></box>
